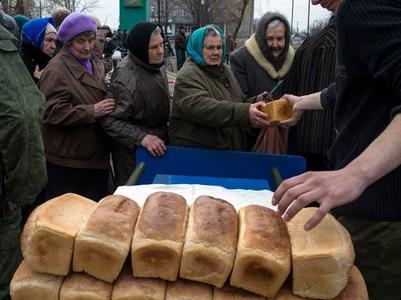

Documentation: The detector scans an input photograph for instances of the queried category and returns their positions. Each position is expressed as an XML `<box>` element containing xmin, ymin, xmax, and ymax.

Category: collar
<box><xmin>245</xmin><ymin>34</ymin><xmax>295</xmax><ymax>79</ymax></box>
<box><xmin>59</xmin><ymin>47</ymin><xmax>106</xmax><ymax>92</ymax></box>
<box><xmin>129</xmin><ymin>53</ymin><xmax>163</xmax><ymax>73</ymax></box>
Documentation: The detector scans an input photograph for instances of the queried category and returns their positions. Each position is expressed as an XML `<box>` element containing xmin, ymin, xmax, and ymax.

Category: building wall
<box><xmin>120</xmin><ymin>0</ymin><xmax>151</xmax><ymax>31</ymax></box>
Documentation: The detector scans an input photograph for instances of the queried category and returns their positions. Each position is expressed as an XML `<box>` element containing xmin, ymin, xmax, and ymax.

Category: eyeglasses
<box><xmin>204</xmin><ymin>45</ymin><xmax>223</xmax><ymax>51</ymax></box>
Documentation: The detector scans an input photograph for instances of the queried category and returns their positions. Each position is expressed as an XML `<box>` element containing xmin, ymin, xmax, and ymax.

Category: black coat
<box><xmin>19</xmin><ymin>41</ymin><xmax>52</xmax><ymax>83</ymax></box>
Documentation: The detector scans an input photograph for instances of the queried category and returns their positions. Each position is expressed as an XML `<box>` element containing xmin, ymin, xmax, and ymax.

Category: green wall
<box><xmin>119</xmin><ymin>0</ymin><xmax>150</xmax><ymax>31</ymax></box>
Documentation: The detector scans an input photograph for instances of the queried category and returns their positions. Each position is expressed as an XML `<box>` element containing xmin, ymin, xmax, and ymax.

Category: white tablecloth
<box><xmin>114</xmin><ymin>184</ymin><xmax>275</xmax><ymax>211</ymax></box>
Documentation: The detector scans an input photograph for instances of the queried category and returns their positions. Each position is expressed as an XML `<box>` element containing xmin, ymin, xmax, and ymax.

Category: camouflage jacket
<box><xmin>0</xmin><ymin>25</ymin><xmax>47</xmax><ymax>216</ymax></box>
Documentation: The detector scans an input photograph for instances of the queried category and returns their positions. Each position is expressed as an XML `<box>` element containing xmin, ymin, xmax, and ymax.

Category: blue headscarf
<box><xmin>187</xmin><ymin>24</ymin><xmax>227</xmax><ymax>66</ymax></box>
<box><xmin>21</xmin><ymin>17</ymin><xmax>55</xmax><ymax>50</ymax></box>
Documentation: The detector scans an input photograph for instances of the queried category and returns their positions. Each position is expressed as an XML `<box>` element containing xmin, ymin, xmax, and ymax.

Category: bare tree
<box><xmin>179</xmin><ymin>0</ymin><xmax>224</xmax><ymax>27</ymax></box>
<box><xmin>45</xmin><ymin>0</ymin><xmax>98</xmax><ymax>13</ymax></box>
<box><xmin>223</xmin><ymin>0</ymin><xmax>249</xmax><ymax>42</ymax></box>
<box><xmin>151</xmin><ymin>0</ymin><xmax>176</xmax><ymax>34</ymax></box>
<box><xmin>1</xmin><ymin>0</ymin><xmax>37</xmax><ymax>16</ymax></box>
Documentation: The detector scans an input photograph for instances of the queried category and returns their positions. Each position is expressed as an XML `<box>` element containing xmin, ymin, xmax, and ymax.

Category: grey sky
<box><xmin>94</xmin><ymin>0</ymin><xmax>331</xmax><ymax>31</ymax></box>
<box><xmin>254</xmin><ymin>0</ymin><xmax>331</xmax><ymax>31</ymax></box>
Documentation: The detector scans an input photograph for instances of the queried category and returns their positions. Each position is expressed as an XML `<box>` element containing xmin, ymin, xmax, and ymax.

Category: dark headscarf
<box><xmin>255</xmin><ymin>12</ymin><xmax>291</xmax><ymax>71</ymax></box>
<box><xmin>127</xmin><ymin>22</ymin><xmax>164</xmax><ymax>67</ymax></box>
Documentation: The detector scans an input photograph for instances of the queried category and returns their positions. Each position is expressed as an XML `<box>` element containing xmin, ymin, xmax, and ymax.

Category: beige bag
<box><xmin>252</xmin><ymin>126</ymin><xmax>288</xmax><ymax>154</ymax></box>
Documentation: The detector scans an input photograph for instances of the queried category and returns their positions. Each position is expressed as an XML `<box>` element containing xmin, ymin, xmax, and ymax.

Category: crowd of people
<box><xmin>1</xmin><ymin>0</ymin><xmax>401</xmax><ymax>299</ymax></box>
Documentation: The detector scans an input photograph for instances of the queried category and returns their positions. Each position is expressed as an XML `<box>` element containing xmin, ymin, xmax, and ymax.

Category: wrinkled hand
<box><xmin>141</xmin><ymin>134</ymin><xmax>166</xmax><ymax>157</ymax></box>
<box><xmin>255</xmin><ymin>91</ymin><xmax>268</xmax><ymax>102</ymax></box>
<box><xmin>94</xmin><ymin>98</ymin><xmax>115</xmax><ymax>118</ymax></box>
<box><xmin>278</xmin><ymin>94</ymin><xmax>303</xmax><ymax>127</ymax></box>
<box><xmin>34</xmin><ymin>65</ymin><xmax>43</xmax><ymax>80</ymax></box>
<box><xmin>272</xmin><ymin>168</ymin><xmax>367</xmax><ymax>230</ymax></box>
<box><xmin>249</xmin><ymin>102</ymin><xmax>271</xmax><ymax>128</ymax></box>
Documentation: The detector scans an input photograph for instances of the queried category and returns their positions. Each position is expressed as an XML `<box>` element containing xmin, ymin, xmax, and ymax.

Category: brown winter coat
<box><xmin>39</xmin><ymin>47</ymin><xmax>110</xmax><ymax>169</ymax></box>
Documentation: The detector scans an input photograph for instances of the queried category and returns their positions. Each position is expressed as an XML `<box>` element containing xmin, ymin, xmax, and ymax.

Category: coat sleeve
<box><xmin>99</xmin><ymin>80</ymin><xmax>147</xmax><ymax>150</ymax></box>
<box><xmin>172</xmin><ymin>67</ymin><xmax>250</xmax><ymax>128</ymax></box>
<box><xmin>40</xmin><ymin>66</ymin><xmax>96</xmax><ymax>126</ymax></box>
<box><xmin>0</xmin><ymin>81</ymin><xmax>46</xmax><ymax>207</ymax></box>
<box><xmin>230</xmin><ymin>49</ymin><xmax>251</xmax><ymax>97</ymax></box>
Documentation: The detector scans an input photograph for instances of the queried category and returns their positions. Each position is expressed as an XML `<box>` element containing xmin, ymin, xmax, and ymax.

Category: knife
<box><xmin>263</xmin><ymin>79</ymin><xmax>284</xmax><ymax>102</ymax></box>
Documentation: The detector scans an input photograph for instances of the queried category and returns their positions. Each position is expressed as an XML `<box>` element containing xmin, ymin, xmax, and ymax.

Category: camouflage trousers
<box><xmin>338</xmin><ymin>216</ymin><xmax>401</xmax><ymax>300</ymax></box>
<box><xmin>0</xmin><ymin>207</ymin><xmax>22</xmax><ymax>300</ymax></box>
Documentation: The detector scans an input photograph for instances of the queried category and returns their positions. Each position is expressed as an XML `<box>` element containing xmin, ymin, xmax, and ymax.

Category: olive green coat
<box><xmin>169</xmin><ymin>59</ymin><xmax>252</xmax><ymax>151</ymax></box>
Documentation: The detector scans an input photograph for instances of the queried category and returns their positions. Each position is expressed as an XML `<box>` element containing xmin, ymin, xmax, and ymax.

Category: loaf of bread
<box><xmin>230</xmin><ymin>205</ymin><xmax>291</xmax><ymax>297</ymax></box>
<box><xmin>270</xmin><ymin>266</ymin><xmax>368</xmax><ymax>300</ymax></box>
<box><xmin>259</xmin><ymin>98</ymin><xmax>292</xmax><ymax>123</ymax></box>
<box><xmin>213</xmin><ymin>285</ymin><xmax>266</xmax><ymax>300</ymax></box>
<box><xmin>20</xmin><ymin>193</ymin><xmax>97</xmax><ymax>275</ymax></box>
<box><xmin>287</xmin><ymin>208</ymin><xmax>355</xmax><ymax>299</ymax></box>
<box><xmin>111</xmin><ymin>268</ymin><xmax>166</xmax><ymax>300</ymax></box>
<box><xmin>10</xmin><ymin>260</ymin><xmax>64</xmax><ymax>300</ymax></box>
<box><xmin>73</xmin><ymin>195</ymin><xmax>140</xmax><ymax>282</ymax></box>
<box><xmin>59</xmin><ymin>272</ymin><xmax>112</xmax><ymax>300</ymax></box>
<box><xmin>334</xmin><ymin>266</ymin><xmax>368</xmax><ymax>300</ymax></box>
<box><xmin>131</xmin><ymin>191</ymin><xmax>188</xmax><ymax>281</ymax></box>
<box><xmin>180</xmin><ymin>196</ymin><xmax>238</xmax><ymax>287</ymax></box>
<box><xmin>165</xmin><ymin>279</ymin><xmax>213</xmax><ymax>300</ymax></box>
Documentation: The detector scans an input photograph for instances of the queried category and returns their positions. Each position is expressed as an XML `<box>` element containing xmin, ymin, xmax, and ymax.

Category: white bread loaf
<box><xmin>20</xmin><ymin>193</ymin><xmax>97</xmax><ymax>275</ymax></box>
<box><xmin>230</xmin><ymin>205</ymin><xmax>291</xmax><ymax>297</ymax></box>
<box><xmin>334</xmin><ymin>265</ymin><xmax>368</xmax><ymax>300</ymax></box>
<box><xmin>270</xmin><ymin>266</ymin><xmax>368</xmax><ymax>300</ymax></box>
<box><xmin>180</xmin><ymin>196</ymin><xmax>238</xmax><ymax>287</ymax></box>
<box><xmin>73</xmin><ymin>194</ymin><xmax>140</xmax><ymax>282</ymax></box>
<box><xmin>111</xmin><ymin>268</ymin><xmax>166</xmax><ymax>300</ymax></box>
<box><xmin>165</xmin><ymin>279</ymin><xmax>213</xmax><ymax>300</ymax></box>
<box><xmin>287</xmin><ymin>208</ymin><xmax>355</xmax><ymax>299</ymax></box>
<box><xmin>59</xmin><ymin>272</ymin><xmax>112</xmax><ymax>300</ymax></box>
<box><xmin>131</xmin><ymin>192</ymin><xmax>188</xmax><ymax>281</ymax></box>
<box><xmin>213</xmin><ymin>285</ymin><xmax>266</xmax><ymax>300</ymax></box>
<box><xmin>10</xmin><ymin>260</ymin><xmax>64</xmax><ymax>300</ymax></box>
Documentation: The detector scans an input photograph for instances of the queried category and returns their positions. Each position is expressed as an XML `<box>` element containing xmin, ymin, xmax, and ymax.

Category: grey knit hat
<box><xmin>0</xmin><ymin>9</ymin><xmax>19</xmax><ymax>37</ymax></box>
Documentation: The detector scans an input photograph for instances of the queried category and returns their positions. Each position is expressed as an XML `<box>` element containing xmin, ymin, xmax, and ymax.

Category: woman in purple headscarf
<box><xmin>39</xmin><ymin>12</ymin><xmax>115</xmax><ymax>202</ymax></box>
<box><xmin>20</xmin><ymin>17</ymin><xmax>57</xmax><ymax>82</ymax></box>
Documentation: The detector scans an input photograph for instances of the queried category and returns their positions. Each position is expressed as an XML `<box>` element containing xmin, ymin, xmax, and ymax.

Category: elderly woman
<box><xmin>100</xmin><ymin>22</ymin><xmax>170</xmax><ymax>187</ymax></box>
<box><xmin>20</xmin><ymin>17</ymin><xmax>57</xmax><ymax>82</ymax></box>
<box><xmin>169</xmin><ymin>24</ymin><xmax>270</xmax><ymax>150</ymax></box>
<box><xmin>39</xmin><ymin>12</ymin><xmax>115</xmax><ymax>201</ymax></box>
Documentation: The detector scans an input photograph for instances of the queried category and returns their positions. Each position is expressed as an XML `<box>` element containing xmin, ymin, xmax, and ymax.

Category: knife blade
<box><xmin>263</xmin><ymin>79</ymin><xmax>284</xmax><ymax>102</ymax></box>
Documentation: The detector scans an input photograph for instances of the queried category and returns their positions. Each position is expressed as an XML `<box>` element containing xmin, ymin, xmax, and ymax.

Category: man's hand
<box><xmin>272</xmin><ymin>168</ymin><xmax>367</xmax><ymax>230</ymax></box>
<box><xmin>94</xmin><ymin>99</ymin><xmax>115</xmax><ymax>118</ymax></box>
<box><xmin>249</xmin><ymin>102</ymin><xmax>271</xmax><ymax>128</ymax></box>
<box><xmin>141</xmin><ymin>135</ymin><xmax>166</xmax><ymax>157</ymax></box>
<box><xmin>278</xmin><ymin>94</ymin><xmax>304</xmax><ymax>126</ymax></box>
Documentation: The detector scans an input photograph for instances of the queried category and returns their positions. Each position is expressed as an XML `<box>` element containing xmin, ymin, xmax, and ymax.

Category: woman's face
<box><xmin>148</xmin><ymin>33</ymin><xmax>164</xmax><ymax>65</ymax></box>
<box><xmin>202</xmin><ymin>35</ymin><xmax>223</xmax><ymax>66</ymax></box>
<box><xmin>69</xmin><ymin>32</ymin><xmax>96</xmax><ymax>60</ymax></box>
<box><xmin>42</xmin><ymin>32</ymin><xmax>57</xmax><ymax>57</ymax></box>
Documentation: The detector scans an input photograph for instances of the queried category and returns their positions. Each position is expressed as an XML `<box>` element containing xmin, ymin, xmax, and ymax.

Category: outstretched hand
<box><xmin>278</xmin><ymin>94</ymin><xmax>304</xmax><ymax>127</ymax></box>
<box><xmin>272</xmin><ymin>168</ymin><xmax>367</xmax><ymax>230</ymax></box>
<box><xmin>249</xmin><ymin>102</ymin><xmax>271</xmax><ymax>128</ymax></box>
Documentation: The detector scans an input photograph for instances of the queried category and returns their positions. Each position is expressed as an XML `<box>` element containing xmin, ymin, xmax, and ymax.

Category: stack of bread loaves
<box><xmin>11</xmin><ymin>192</ymin><xmax>367</xmax><ymax>299</ymax></box>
